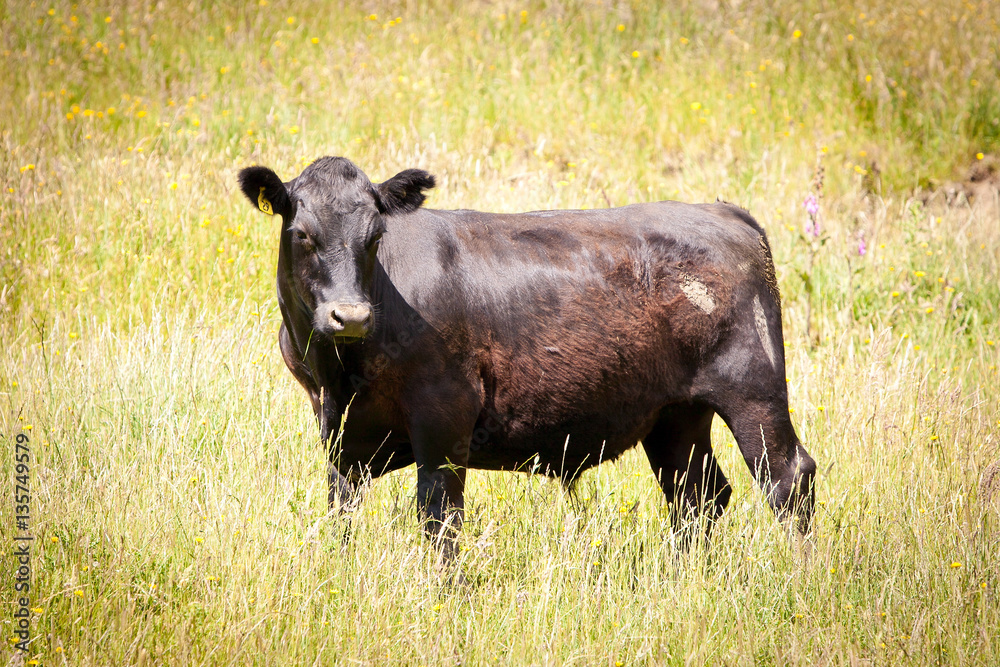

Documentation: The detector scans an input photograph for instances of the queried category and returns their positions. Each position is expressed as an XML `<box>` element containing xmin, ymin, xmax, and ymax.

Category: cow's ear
<box><xmin>375</xmin><ymin>169</ymin><xmax>435</xmax><ymax>215</ymax></box>
<box><xmin>238</xmin><ymin>166</ymin><xmax>292</xmax><ymax>218</ymax></box>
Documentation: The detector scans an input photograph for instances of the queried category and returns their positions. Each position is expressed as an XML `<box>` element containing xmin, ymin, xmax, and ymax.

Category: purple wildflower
<box><xmin>804</xmin><ymin>195</ymin><xmax>819</xmax><ymax>217</ymax></box>
<box><xmin>857</xmin><ymin>239</ymin><xmax>867</xmax><ymax>256</ymax></box>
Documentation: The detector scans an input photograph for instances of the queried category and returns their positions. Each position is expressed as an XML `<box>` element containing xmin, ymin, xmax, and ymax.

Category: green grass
<box><xmin>2</xmin><ymin>0</ymin><xmax>999</xmax><ymax>664</ymax></box>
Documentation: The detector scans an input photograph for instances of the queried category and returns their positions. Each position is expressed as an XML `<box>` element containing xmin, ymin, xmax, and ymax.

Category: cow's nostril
<box><xmin>329</xmin><ymin>310</ymin><xmax>345</xmax><ymax>330</ymax></box>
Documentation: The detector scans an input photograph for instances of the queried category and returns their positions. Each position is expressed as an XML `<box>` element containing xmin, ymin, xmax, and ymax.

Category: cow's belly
<box><xmin>466</xmin><ymin>370</ymin><xmax>670</xmax><ymax>478</ymax></box>
<box><xmin>466</xmin><ymin>417</ymin><xmax>656</xmax><ymax>478</ymax></box>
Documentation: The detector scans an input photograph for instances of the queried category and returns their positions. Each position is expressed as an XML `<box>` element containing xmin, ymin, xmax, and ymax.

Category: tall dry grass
<box><xmin>2</xmin><ymin>0</ymin><xmax>998</xmax><ymax>664</ymax></box>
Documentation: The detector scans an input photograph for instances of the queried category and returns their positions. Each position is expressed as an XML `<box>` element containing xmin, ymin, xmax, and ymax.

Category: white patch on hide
<box><xmin>716</xmin><ymin>344</ymin><xmax>752</xmax><ymax>381</ymax></box>
<box><xmin>681</xmin><ymin>277</ymin><xmax>716</xmax><ymax>314</ymax></box>
<box><xmin>753</xmin><ymin>295</ymin><xmax>777</xmax><ymax>369</ymax></box>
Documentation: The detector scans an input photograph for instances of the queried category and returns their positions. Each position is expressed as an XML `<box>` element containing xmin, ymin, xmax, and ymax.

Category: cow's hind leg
<box><xmin>713</xmin><ymin>395</ymin><xmax>816</xmax><ymax>534</ymax></box>
<box><xmin>641</xmin><ymin>404</ymin><xmax>732</xmax><ymax>543</ymax></box>
<box><xmin>699</xmin><ymin>286</ymin><xmax>817</xmax><ymax>534</ymax></box>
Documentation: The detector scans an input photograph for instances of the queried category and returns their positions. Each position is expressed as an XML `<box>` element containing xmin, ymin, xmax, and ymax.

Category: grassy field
<box><xmin>2</xmin><ymin>0</ymin><xmax>999</xmax><ymax>664</ymax></box>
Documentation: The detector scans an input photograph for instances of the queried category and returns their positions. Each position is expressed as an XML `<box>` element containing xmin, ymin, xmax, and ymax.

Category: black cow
<box><xmin>238</xmin><ymin>156</ymin><xmax>816</xmax><ymax>557</ymax></box>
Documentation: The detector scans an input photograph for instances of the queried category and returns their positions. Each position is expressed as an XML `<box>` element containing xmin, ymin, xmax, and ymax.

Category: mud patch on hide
<box><xmin>680</xmin><ymin>276</ymin><xmax>716</xmax><ymax>314</ymax></box>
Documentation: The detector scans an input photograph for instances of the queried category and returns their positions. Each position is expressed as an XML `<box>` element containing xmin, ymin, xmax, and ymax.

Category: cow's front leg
<box><xmin>317</xmin><ymin>393</ymin><xmax>367</xmax><ymax>515</ymax></box>
<box><xmin>408</xmin><ymin>411</ymin><xmax>475</xmax><ymax>564</ymax></box>
<box><xmin>415</xmin><ymin>457</ymin><xmax>467</xmax><ymax>563</ymax></box>
<box><xmin>327</xmin><ymin>463</ymin><xmax>367</xmax><ymax>513</ymax></box>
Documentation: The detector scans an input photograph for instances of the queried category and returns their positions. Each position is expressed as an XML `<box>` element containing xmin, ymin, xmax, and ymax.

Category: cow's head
<box><xmin>238</xmin><ymin>156</ymin><xmax>434</xmax><ymax>340</ymax></box>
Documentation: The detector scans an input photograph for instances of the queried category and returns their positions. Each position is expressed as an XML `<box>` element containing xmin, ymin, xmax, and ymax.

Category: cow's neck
<box><xmin>289</xmin><ymin>259</ymin><xmax>421</xmax><ymax>411</ymax></box>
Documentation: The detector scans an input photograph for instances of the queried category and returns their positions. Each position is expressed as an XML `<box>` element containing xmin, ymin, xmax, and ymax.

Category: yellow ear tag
<box><xmin>258</xmin><ymin>186</ymin><xmax>274</xmax><ymax>215</ymax></box>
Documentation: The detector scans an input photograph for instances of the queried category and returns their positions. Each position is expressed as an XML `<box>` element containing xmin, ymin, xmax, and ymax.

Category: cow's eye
<box><xmin>292</xmin><ymin>229</ymin><xmax>315</xmax><ymax>250</ymax></box>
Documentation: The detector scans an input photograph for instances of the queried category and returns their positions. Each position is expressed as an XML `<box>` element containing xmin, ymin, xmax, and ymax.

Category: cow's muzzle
<box><xmin>319</xmin><ymin>302</ymin><xmax>373</xmax><ymax>339</ymax></box>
